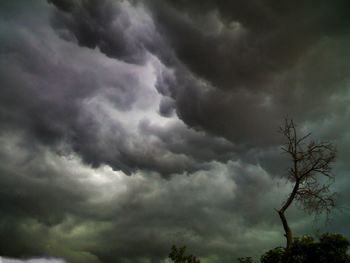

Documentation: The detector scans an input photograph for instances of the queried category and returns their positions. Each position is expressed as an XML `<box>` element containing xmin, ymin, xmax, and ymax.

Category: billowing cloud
<box><xmin>1</xmin><ymin>0</ymin><xmax>239</xmax><ymax>175</ymax></box>
<box><xmin>145</xmin><ymin>0</ymin><xmax>350</xmax><ymax>145</ymax></box>
<box><xmin>0</xmin><ymin>131</ymin><xmax>292</xmax><ymax>262</ymax></box>
<box><xmin>1</xmin><ymin>0</ymin><xmax>350</xmax><ymax>262</ymax></box>
<box><xmin>47</xmin><ymin>0</ymin><xmax>350</xmax><ymax>145</ymax></box>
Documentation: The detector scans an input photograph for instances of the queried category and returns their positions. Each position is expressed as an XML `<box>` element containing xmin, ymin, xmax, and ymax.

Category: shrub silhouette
<box><xmin>261</xmin><ymin>233</ymin><xmax>350</xmax><ymax>263</ymax></box>
<box><xmin>168</xmin><ymin>245</ymin><xmax>200</xmax><ymax>263</ymax></box>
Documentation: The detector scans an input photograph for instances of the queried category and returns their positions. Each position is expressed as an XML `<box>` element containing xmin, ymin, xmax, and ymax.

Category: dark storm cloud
<box><xmin>1</xmin><ymin>1</ymin><xmax>231</xmax><ymax>176</ymax></box>
<box><xmin>48</xmin><ymin>0</ymin><xmax>163</xmax><ymax>64</ymax></box>
<box><xmin>1</xmin><ymin>1</ymin><xmax>350</xmax><ymax>263</ymax></box>
<box><xmin>143</xmin><ymin>0</ymin><xmax>350</xmax><ymax>145</ymax></box>
<box><xmin>0</xmin><ymin>23</ymin><xmax>136</xmax><ymax>170</ymax></box>
<box><xmin>0</xmin><ymin>136</ymin><xmax>289</xmax><ymax>262</ymax></box>
<box><xmin>1</xmin><ymin>133</ymin><xmax>349</xmax><ymax>263</ymax></box>
<box><xmin>148</xmin><ymin>0</ymin><xmax>350</xmax><ymax>90</ymax></box>
<box><xmin>47</xmin><ymin>0</ymin><xmax>350</xmax><ymax>146</ymax></box>
<box><xmin>139</xmin><ymin>119</ymin><xmax>237</xmax><ymax>163</ymax></box>
<box><xmin>0</xmin><ymin>134</ymin><xmax>92</xmax><ymax>260</ymax></box>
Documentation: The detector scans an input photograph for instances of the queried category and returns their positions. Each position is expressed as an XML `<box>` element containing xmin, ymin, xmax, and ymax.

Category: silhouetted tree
<box><xmin>260</xmin><ymin>233</ymin><xmax>350</xmax><ymax>263</ymax></box>
<box><xmin>277</xmin><ymin>119</ymin><xmax>337</xmax><ymax>248</ymax></box>
<box><xmin>168</xmin><ymin>245</ymin><xmax>200</xmax><ymax>263</ymax></box>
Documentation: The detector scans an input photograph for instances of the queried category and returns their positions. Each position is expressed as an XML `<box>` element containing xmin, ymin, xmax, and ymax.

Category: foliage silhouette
<box><xmin>261</xmin><ymin>233</ymin><xmax>350</xmax><ymax>263</ymax></box>
<box><xmin>168</xmin><ymin>245</ymin><xmax>200</xmax><ymax>263</ymax></box>
<box><xmin>170</xmin><ymin>233</ymin><xmax>350</xmax><ymax>263</ymax></box>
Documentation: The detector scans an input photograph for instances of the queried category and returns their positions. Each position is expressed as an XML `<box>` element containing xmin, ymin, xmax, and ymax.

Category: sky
<box><xmin>0</xmin><ymin>257</ymin><xmax>64</xmax><ymax>263</ymax></box>
<box><xmin>0</xmin><ymin>0</ymin><xmax>350</xmax><ymax>262</ymax></box>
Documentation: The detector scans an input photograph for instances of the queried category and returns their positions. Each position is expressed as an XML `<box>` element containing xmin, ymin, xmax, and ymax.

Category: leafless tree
<box><xmin>277</xmin><ymin>118</ymin><xmax>337</xmax><ymax>249</ymax></box>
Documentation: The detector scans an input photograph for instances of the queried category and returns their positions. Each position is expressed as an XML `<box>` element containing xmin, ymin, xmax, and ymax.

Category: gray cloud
<box><xmin>46</xmin><ymin>0</ymin><xmax>350</xmax><ymax>147</ymax></box>
<box><xmin>1</xmin><ymin>130</ymin><xmax>349</xmax><ymax>263</ymax></box>
<box><xmin>145</xmin><ymin>0</ymin><xmax>350</xmax><ymax>146</ymax></box>
<box><xmin>48</xmin><ymin>0</ymin><xmax>350</xmax><ymax>147</ymax></box>
<box><xmin>0</xmin><ymin>132</ymin><xmax>288</xmax><ymax>262</ymax></box>
<box><xmin>1</xmin><ymin>2</ymin><xmax>235</xmax><ymax>175</ymax></box>
<box><xmin>49</xmin><ymin>0</ymin><xmax>162</xmax><ymax>64</ymax></box>
<box><xmin>1</xmin><ymin>0</ymin><xmax>350</xmax><ymax>263</ymax></box>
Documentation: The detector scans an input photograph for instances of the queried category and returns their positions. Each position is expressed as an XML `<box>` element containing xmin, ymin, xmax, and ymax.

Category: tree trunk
<box><xmin>277</xmin><ymin>210</ymin><xmax>292</xmax><ymax>249</ymax></box>
<box><xmin>277</xmin><ymin>180</ymin><xmax>300</xmax><ymax>249</ymax></box>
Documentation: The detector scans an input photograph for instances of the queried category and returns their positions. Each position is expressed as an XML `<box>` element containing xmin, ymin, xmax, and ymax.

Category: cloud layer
<box><xmin>1</xmin><ymin>0</ymin><xmax>350</xmax><ymax>262</ymax></box>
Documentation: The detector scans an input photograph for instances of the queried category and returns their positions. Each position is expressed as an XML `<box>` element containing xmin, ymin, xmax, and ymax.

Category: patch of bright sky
<box><xmin>82</xmin><ymin>54</ymin><xmax>177</xmax><ymax>136</ymax></box>
<box><xmin>0</xmin><ymin>257</ymin><xmax>65</xmax><ymax>263</ymax></box>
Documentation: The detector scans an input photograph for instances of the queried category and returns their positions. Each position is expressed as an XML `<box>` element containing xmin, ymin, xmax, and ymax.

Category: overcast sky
<box><xmin>1</xmin><ymin>0</ymin><xmax>350</xmax><ymax>262</ymax></box>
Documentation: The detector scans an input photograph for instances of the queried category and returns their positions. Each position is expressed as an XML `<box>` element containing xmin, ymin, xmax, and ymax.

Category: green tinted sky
<box><xmin>0</xmin><ymin>0</ymin><xmax>350</xmax><ymax>262</ymax></box>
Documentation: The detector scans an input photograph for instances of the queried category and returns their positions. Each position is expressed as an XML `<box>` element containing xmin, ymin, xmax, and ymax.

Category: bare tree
<box><xmin>277</xmin><ymin>118</ymin><xmax>337</xmax><ymax>249</ymax></box>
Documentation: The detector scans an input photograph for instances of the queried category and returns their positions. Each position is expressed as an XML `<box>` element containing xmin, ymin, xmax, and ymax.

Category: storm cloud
<box><xmin>47</xmin><ymin>0</ymin><xmax>350</xmax><ymax>144</ymax></box>
<box><xmin>1</xmin><ymin>0</ymin><xmax>350</xmax><ymax>262</ymax></box>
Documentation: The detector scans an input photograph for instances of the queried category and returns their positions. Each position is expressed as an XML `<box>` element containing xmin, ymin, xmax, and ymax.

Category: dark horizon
<box><xmin>1</xmin><ymin>0</ymin><xmax>350</xmax><ymax>262</ymax></box>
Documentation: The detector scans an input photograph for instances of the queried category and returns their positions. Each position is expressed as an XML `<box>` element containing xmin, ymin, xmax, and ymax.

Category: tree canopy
<box><xmin>277</xmin><ymin>118</ymin><xmax>337</xmax><ymax>248</ymax></box>
<box><xmin>261</xmin><ymin>233</ymin><xmax>350</xmax><ymax>263</ymax></box>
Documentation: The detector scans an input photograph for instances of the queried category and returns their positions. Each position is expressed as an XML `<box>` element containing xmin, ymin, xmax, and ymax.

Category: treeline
<box><xmin>169</xmin><ymin>233</ymin><xmax>350</xmax><ymax>263</ymax></box>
